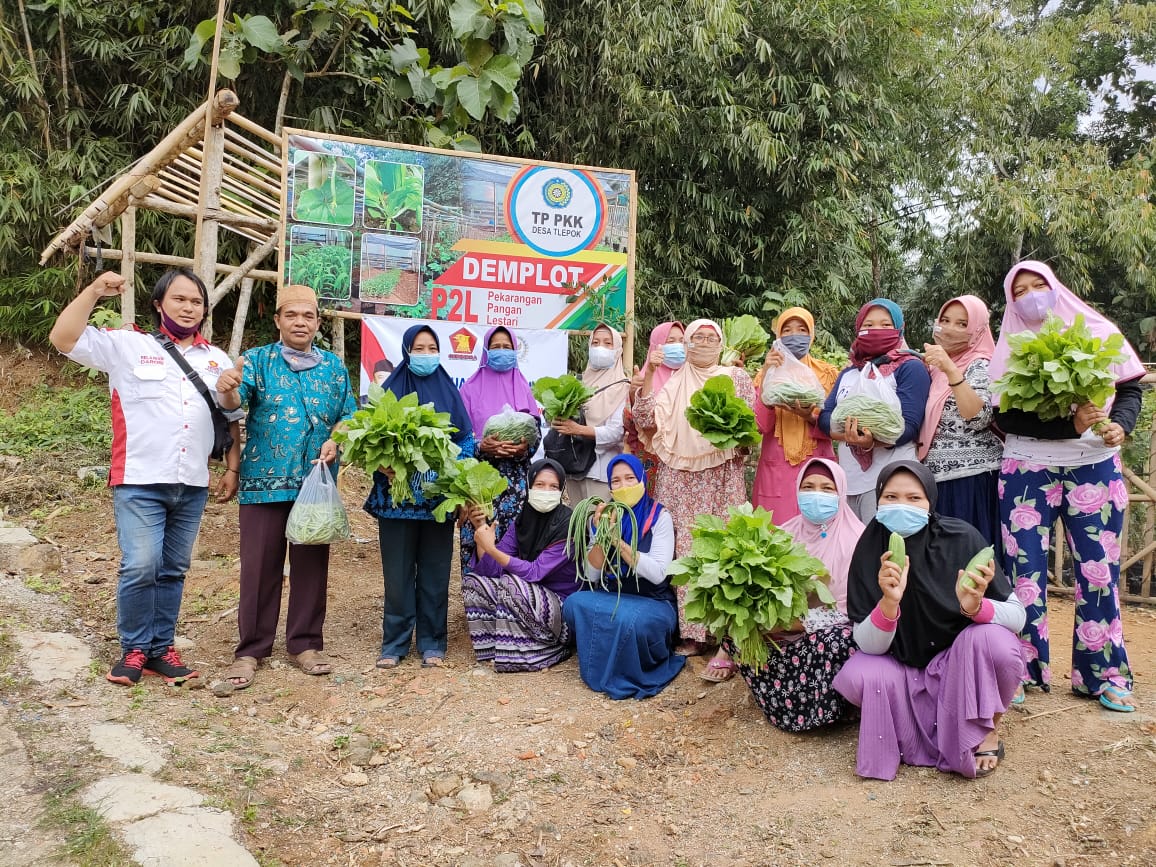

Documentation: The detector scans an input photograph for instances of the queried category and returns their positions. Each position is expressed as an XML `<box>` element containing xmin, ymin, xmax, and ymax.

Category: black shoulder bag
<box><xmin>152</xmin><ymin>332</ymin><xmax>235</xmax><ymax>461</ymax></box>
<box><xmin>543</xmin><ymin>379</ymin><xmax>628</xmax><ymax>475</ymax></box>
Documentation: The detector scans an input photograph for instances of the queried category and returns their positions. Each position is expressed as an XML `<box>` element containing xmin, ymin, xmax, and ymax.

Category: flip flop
<box><xmin>1098</xmin><ymin>684</ymin><xmax>1135</xmax><ymax>713</ymax></box>
<box><xmin>975</xmin><ymin>740</ymin><xmax>1005</xmax><ymax>778</ymax></box>
<box><xmin>697</xmin><ymin>657</ymin><xmax>737</xmax><ymax>683</ymax></box>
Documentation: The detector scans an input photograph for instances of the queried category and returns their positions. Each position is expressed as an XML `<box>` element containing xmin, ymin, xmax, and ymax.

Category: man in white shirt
<box><xmin>49</xmin><ymin>269</ymin><xmax>242</xmax><ymax>686</ymax></box>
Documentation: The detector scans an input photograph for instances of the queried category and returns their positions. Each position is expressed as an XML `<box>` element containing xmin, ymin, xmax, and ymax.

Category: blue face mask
<box><xmin>876</xmin><ymin>503</ymin><xmax>930</xmax><ymax>537</ymax></box>
<box><xmin>662</xmin><ymin>343</ymin><xmax>686</xmax><ymax>368</ymax></box>
<box><xmin>487</xmin><ymin>349</ymin><xmax>518</xmax><ymax>372</ymax></box>
<box><xmin>780</xmin><ymin>334</ymin><xmax>812</xmax><ymax>359</ymax></box>
<box><xmin>798</xmin><ymin>491</ymin><xmax>839</xmax><ymax>527</ymax></box>
<box><xmin>409</xmin><ymin>353</ymin><xmax>441</xmax><ymax>377</ymax></box>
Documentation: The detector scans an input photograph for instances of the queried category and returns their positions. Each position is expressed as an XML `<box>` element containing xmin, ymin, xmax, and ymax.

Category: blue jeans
<box><xmin>378</xmin><ymin>518</ymin><xmax>453</xmax><ymax>659</ymax></box>
<box><xmin>112</xmin><ymin>484</ymin><xmax>209</xmax><ymax>655</ymax></box>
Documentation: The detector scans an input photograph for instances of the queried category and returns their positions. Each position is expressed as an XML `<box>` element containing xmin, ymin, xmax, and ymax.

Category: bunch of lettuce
<box><xmin>532</xmin><ymin>374</ymin><xmax>595</xmax><ymax>422</ymax></box>
<box><xmin>685</xmin><ymin>375</ymin><xmax>760</xmax><ymax>449</ymax></box>
<box><xmin>423</xmin><ymin>458</ymin><xmax>509</xmax><ymax>523</ymax></box>
<box><xmin>669</xmin><ymin>505</ymin><xmax>833</xmax><ymax>667</ymax></box>
<box><xmin>830</xmin><ymin>395</ymin><xmax>904</xmax><ymax>445</ymax></box>
<box><xmin>992</xmin><ymin>313</ymin><xmax>1126</xmax><ymax>420</ymax></box>
<box><xmin>721</xmin><ymin>315</ymin><xmax>770</xmax><ymax>366</ymax></box>
<box><xmin>333</xmin><ymin>388</ymin><xmax>460</xmax><ymax>505</ymax></box>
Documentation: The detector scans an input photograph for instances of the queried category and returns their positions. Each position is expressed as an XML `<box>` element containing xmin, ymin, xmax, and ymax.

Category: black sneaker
<box><xmin>143</xmin><ymin>647</ymin><xmax>200</xmax><ymax>684</ymax></box>
<box><xmin>107</xmin><ymin>649</ymin><xmax>148</xmax><ymax>686</ymax></box>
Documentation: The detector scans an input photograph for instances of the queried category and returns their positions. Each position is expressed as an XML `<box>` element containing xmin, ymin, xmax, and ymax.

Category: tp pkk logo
<box><xmin>505</xmin><ymin>166</ymin><xmax>607</xmax><ymax>257</ymax></box>
<box><xmin>448</xmin><ymin>327</ymin><xmax>478</xmax><ymax>359</ymax></box>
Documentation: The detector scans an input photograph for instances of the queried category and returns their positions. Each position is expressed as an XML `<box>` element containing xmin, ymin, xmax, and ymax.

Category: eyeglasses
<box><xmin>689</xmin><ymin>336</ymin><xmax>721</xmax><ymax>346</ymax></box>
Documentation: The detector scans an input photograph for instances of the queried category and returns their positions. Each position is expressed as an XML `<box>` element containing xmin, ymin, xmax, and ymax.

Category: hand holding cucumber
<box><xmin>878</xmin><ymin>533</ymin><xmax>910</xmax><ymax>612</ymax></box>
<box><xmin>957</xmin><ymin>546</ymin><xmax>996</xmax><ymax>615</ymax></box>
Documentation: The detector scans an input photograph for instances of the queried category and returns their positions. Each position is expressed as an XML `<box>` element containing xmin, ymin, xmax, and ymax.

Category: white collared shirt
<box><xmin>66</xmin><ymin>327</ymin><xmax>242</xmax><ymax>487</ymax></box>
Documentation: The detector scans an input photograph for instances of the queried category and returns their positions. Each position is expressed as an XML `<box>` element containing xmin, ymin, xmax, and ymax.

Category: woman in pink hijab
<box><xmin>724</xmin><ymin>457</ymin><xmax>864</xmax><ymax>731</ymax></box>
<box><xmin>919</xmin><ymin>295</ymin><xmax>1003</xmax><ymax>543</ymax></box>
<box><xmin>992</xmin><ymin>261</ymin><xmax>1147</xmax><ymax>713</ymax></box>
<box><xmin>624</xmin><ymin>321</ymin><xmax>685</xmax><ymax>494</ymax></box>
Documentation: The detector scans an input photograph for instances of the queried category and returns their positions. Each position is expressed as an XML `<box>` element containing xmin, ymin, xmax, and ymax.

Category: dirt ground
<box><xmin>4</xmin><ymin>350</ymin><xmax>1156</xmax><ymax>866</ymax></box>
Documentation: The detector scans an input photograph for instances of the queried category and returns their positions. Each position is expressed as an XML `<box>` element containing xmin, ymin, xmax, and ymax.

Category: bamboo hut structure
<box><xmin>38</xmin><ymin>89</ymin><xmax>284</xmax><ymax>357</ymax></box>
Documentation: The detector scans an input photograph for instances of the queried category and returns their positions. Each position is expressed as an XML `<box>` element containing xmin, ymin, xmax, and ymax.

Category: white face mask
<box><xmin>588</xmin><ymin>346</ymin><xmax>616</xmax><ymax>369</ymax></box>
<box><xmin>527</xmin><ymin>489</ymin><xmax>562</xmax><ymax>513</ymax></box>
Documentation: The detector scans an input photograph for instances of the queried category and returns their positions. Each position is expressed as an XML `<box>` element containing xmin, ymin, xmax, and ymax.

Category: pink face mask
<box><xmin>1013</xmin><ymin>290</ymin><xmax>1056</xmax><ymax>325</ymax></box>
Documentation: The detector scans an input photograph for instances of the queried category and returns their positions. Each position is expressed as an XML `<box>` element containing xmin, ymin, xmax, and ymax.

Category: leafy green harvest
<box><xmin>992</xmin><ymin>313</ymin><xmax>1126</xmax><ymax>421</ymax></box>
<box><xmin>482</xmin><ymin>408</ymin><xmax>540</xmax><ymax>444</ymax></box>
<box><xmin>532</xmin><ymin>374</ymin><xmax>594</xmax><ymax>422</ymax></box>
<box><xmin>669</xmin><ymin>504</ymin><xmax>833</xmax><ymax>667</ymax></box>
<box><xmin>424</xmin><ymin>458</ymin><xmax>508</xmax><ymax>522</ymax></box>
<box><xmin>762</xmin><ymin>380</ymin><xmax>825</xmax><ymax>408</ymax></box>
<box><xmin>830</xmin><ymin>394</ymin><xmax>904</xmax><ymax>444</ymax></box>
<box><xmin>685</xmin><ymin>375</ymin><xmax>760</xmax><ymax>449</ymax></box>
<box><xmin>721</xmin><ymin>315</ymin><xmax>770</xmax><ymax>366</ymax></box>
<box><xmin>566</xmin><ymin>496</ymin><xmax>639</xmax><ymax>590</ymax></box>
<box><xmin>332</xmin><ymin>388</ymin><xmax>460</xmax><ymax>505</ymax></box>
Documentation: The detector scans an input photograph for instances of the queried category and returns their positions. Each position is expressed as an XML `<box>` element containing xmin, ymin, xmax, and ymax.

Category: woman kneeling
<box><xmin>833</xmin><ymin>460</ymin><xmax>1026</xmax><ymax>780</ymax></box>
<box><xmin>563</xmin><ymin>455</ymin><xmax>686</xmax><ymax>699</ymax></box>
<box><xmin>461</xmin><ymin>459</ymin><xmax>577</xmax><ymax>672</ymax></box>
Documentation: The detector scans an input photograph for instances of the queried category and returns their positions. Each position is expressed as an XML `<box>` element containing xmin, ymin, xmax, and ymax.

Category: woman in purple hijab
<box><xmin>458</xmin><ymin>326</ymin><xmax>542</xmax><ymax>568</ymax></box>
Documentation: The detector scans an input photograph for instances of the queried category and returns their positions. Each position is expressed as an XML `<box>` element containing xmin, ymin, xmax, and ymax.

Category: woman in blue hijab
<box><xmin>365</xmin><ymin>325</ymin><xmax>475</xmax><ymax>669</ymax></box>
<box><xmin>562</xmin><ymin>454</ymin><xmax>686</xmax><ymax>698</ymax></box>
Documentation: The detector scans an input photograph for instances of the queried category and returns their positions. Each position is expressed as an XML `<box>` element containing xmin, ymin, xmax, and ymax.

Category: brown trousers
<box><xmin>235</xmin><ymin>502</ymin><xmax>330</xmax><ymax>659</ymax></box>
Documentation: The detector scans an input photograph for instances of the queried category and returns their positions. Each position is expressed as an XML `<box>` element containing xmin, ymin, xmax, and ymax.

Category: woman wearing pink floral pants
<box><xmin>991</xmin><ymin>261</ymin><xmax>1145</xmax><ymax>712</ymax></box>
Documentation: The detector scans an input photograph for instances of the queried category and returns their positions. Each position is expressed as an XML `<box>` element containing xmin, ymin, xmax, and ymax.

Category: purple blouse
<box><xmin>470</xmin><ymin>527</ymin><xmax>578</xmax><ymax>599</ymax></box>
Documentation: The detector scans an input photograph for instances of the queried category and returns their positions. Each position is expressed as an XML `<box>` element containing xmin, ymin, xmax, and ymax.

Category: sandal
<box><xmin>1010</xmin><ymin>685</ymin><xmax>1026</xmax><ymax>706</ymax></box>
<box><xmin>974</xmin><ymin>739</ymin><xmax>1004</xmax><ymax>778</ymax></box>
<box><xmin>421</xmin><ymin>653</ymin><xmax>445</xmax><ymax>668</ymax></box>
<box><xmin>223</xmin><ymin>656</ymin><xmax>259</xmax><ymax>690</ymax></box>
<box><xmin>1098</xmin><ymin>684</ymin><xmax>1135</xmax><ymax>713</ymax></box>
<box><xmin>698</xmin><ymin>657</ymin><xmax>737</xmax><ymax>683</ymax></box>
<box><xmin>294</xmin><ymin>649</ymin><xmax>333</xmax><ymax>676</ymax></box>
<box><xmin>375</xmin><ymin>655</ymin><xmax>400</xmax><ymax>670</ymax></box>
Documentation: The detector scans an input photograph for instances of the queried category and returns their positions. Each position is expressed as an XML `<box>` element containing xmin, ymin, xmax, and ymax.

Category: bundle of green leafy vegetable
<box><xmin>423</xmin><ymin>458</ymin><xmax>509</xmax><ymax>522</ymax></box>
<box><xmin>532</xmin><ymin>374</ymin><xmax>595</xmax><ymax>422</ymax></box>
<box><xmin>685</xmin><ymin>375</ymin><xmax>760</xmax><ymax>449</ymax></box>
<box><xmin>991</xmin><ymin>313</ymin><xmax>1126</xmax><ymax>421</ymax></box>
<box><xmin>332</xmin><ymin>387</ymin><xmax>460</xmax><ymax>505</ymax></box>
<box><xmin>721</xmin><ymin>315</ymin><xmax>770</xmax><ymax>366</ymax></box>
<box><xmin>762</xmin><ymin>380</ymin><xmax>826</xmax><ymax>408</ymax></box>
<box><xmin>482</xmin><ymin>407</ymin><xmax>540</xmax><ymax>444</ymax></box>
<box><xmin>669</xmin><ymin>505</ymin><xmax>833</xmax><ymax>667</ymax></box>
<box><xmin>830</xmin><ymin>394</ymin><xmax>905</xmax><ymax>444</ymax></box>
<box><xmin>286</xmin><ymin>502</ymin><xmax>351</xmax><ymax>545</ymax></box>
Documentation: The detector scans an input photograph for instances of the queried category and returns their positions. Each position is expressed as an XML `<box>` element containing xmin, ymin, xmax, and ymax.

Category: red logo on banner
<box><xmin>448</xmin><ymin>327</ymin><xmax>478</xmax><ymax>359</ymax></box>
<box><xmin>436</xmin><ymin>252</ymin><xmax>606</xmax><ymax>294</ymax></box>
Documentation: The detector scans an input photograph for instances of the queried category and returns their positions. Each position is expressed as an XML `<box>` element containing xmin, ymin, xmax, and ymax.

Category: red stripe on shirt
<box><xmin>109</xmin><ymin>388</ymin><xmax>127</xmax><ymax>486</ymax></box>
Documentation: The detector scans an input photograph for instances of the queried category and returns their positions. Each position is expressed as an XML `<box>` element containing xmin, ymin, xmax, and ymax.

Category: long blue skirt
<box><xmin>562</xmin><ymin>591</ymin><xmax>686</xmax><ymax>700</ymax></box>
<box><xmin>936</xmin><ymin>469</ymin><xmax>1001</xmax><ymax>552</ymax></box>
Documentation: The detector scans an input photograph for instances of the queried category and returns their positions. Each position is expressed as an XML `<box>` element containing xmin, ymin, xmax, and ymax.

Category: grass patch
<box><xmin>41</xmin><ymin>780</ymin><xmax>130</xmax><ymax>867</ymax></box>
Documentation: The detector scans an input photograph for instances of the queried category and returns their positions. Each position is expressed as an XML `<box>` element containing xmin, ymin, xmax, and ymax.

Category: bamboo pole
<box><xmin>139</xmin><ymin>195</ymin><xmax>278</xmax><ymax>231</ymax></box>
<box><xmin>1146</xmin><ymin>423</ymin><xmax>1156</xmax><ymax>595</ymax></box>
<box><xmin>229</xmin><ymin>112</ymin><xmax>283</xmax><ymax>147</ymax></box>
<box><xmin>194</xmin><ymin>110</ymin><xmax>226</xmax><ymax>339</ymax></box>
<box><xmin>208</xmin><ymin>234</ymin><xmax>279</xmax><ymax>306</ymax></box>
<box><xmin>82</xmin><ymin>247</ymin><xmax>278</xmax><ymax>282</ymax></box>
<box><xmin>331</xmin><ymin>316</ymin><xmax>346</xmax><ymax>366</ymax></box>
<box><xmin>229</xmin><ymin>275</ymin><xmax>255</xmax><ymax>359</ymax></box>
<box><xmin>118</xmin><ymin>206</ymin><xmax>136</xmax><ymax>326</ymax></box>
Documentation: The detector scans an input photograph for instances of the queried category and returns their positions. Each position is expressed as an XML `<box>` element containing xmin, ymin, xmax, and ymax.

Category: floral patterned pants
<box><xmin>999</xmin><ymin>454</ymin><xmax>1131</xmax><ymax>695</ymax></box>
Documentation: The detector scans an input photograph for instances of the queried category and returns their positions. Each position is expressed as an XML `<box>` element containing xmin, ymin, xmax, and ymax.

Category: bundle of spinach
<box><xmin>685</xmin><ymin>375</ymin><xmax>760</xmax><ymax>449</ymax></box>
<box><xmin>333</xmin><ymin>388</ymin><xmax>460</xmax><ymax>505</ymax></box>
<box><xmin>423</xmin><ymin>458</ymin><xmax>510</xmax><ymax>523</ymax></box>
<box><xmin>992</xmin><ymin>313</ymin><xmax>1126</xmax><ymax>422</ymax></box>
<box><xmin>721</xmin><ymin>315</ymin><xmax>770</xmax><ymax>366</ymax></box>
<box><xmin>669</xmin><ymin>504</ymin><xmax>833</xmax><ymax>667</ymax></box>
<box><xmin>532</xmin><ymin>374</ymin><xmax>595</xmax><ymax>422</ymax></box>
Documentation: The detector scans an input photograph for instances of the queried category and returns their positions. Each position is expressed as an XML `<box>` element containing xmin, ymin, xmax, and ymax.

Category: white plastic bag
<box><xmin>760</xmin><ymin>339</ymin><xmax>826</xmax><ymax>408</ymax></box>
<box><xmin>286</xmin><ymin>462</ymin><xmax>350</xmax><ymax>545</ymax></box>
<box><xmin>829</xmin><ymin>363</ymin><xmax>904</xmax><ymax>445</ymax></box>
<box><xmin>482</xmin><ymin>403</ymin><xmax>542</xmax><ymax>448</ymax></box>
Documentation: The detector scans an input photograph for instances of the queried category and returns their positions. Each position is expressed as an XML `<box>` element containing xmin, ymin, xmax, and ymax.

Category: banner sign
<box><xmin>358</xmin><ymin>316</ymin><xmax>568</xmax><ymax>405</ymax></box>
<box><xmin>281</xmin><ymin>129</ymin><xmax>635</xmax><ymax>332</ymax></box>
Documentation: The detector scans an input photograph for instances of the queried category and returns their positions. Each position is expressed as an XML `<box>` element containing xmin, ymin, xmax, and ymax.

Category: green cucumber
<box><xmin>961</xmin><ymin>545</ymin><xmax>995</xmax><ymax>589</ymax></box>
<box><xmin>888</xmin><ymin>532</ymin><xmax>906</xmax><ymax>567</ymax></box>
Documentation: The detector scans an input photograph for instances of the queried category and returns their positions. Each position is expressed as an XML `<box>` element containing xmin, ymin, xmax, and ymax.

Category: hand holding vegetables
<box><xmin>878</xmin><ymin>533</ymin><xmax>909</xmax><ymax>616</ymax></box>
<box><xmin>551</xmin><ymin>417</ymin><xmax>592</xmax><ymax>438</ymax></box>
<box><xmin>957</xmin><ymin>546</ymin><xmax>995</xmax><ymax>615</ymax></box>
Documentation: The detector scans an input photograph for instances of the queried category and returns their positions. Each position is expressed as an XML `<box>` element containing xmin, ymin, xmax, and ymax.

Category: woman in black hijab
<box><xmin>460</xmin><ymin>459</ymin><xmax>578</xmax><ymax>672</ymax></box>
<box><xmin>832</xmin><ymin>460</ymin><xmax>1026</xmax><ymax>780</ymax></box>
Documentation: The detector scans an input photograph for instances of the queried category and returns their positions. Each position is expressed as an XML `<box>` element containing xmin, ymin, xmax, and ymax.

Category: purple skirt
<box><xmin>832</xmin><ymin>624</ymin><xmax>1025</xmax><ymax>780</ymax></box>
